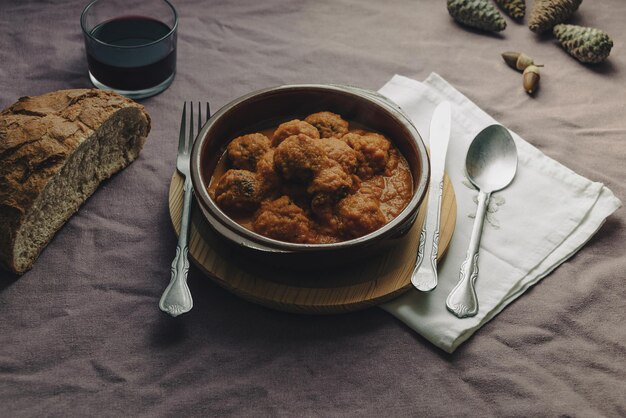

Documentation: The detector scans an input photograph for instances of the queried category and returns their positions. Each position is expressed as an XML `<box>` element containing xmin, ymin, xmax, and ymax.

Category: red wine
<box><xmin>86</xmin><ymin>16</ymin><xmax>176</xmax><ymax>91</ymax></box>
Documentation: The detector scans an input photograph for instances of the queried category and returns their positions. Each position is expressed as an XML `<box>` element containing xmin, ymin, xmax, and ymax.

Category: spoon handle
<box><xmin>446</xmin><ymin>190</ymin><xmax>491</xmax><ymax>318</ymax></box>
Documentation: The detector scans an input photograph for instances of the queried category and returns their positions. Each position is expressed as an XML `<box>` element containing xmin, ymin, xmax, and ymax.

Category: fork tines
<box><xmin>179</xmin><ymin>102</ymin><xmax>211</xmax><ymax>156</ymax></box>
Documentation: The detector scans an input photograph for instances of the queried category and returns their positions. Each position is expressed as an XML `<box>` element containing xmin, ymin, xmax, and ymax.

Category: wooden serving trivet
<box><xmin>168</xmin><ymin>172</ymin><xmax>456</xmax><ymax>314</ymax></box>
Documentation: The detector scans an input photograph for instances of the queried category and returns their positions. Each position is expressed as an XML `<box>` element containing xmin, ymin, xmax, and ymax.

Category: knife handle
<box><xmin>446</xmin><ymin>191</ymin><xmax>490</xmax><ymax>318</ymax></box>
<box><xmin>411</xmin><ymin>177</ymin><xmax>444</xmax><ymax>291</ymax></box>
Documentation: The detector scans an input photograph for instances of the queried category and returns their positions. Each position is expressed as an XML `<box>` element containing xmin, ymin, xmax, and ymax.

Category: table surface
<box><xmin>1</xmin><ymin>0</ymin><xmax>625</xmax><ymax>416</ymax></box>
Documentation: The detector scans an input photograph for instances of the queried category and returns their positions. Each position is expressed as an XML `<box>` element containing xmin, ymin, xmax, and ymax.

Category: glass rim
<box><xmin>80</xmin><ymin>0</ymin><xmax>178</xmax><ymax>49</ymax></box>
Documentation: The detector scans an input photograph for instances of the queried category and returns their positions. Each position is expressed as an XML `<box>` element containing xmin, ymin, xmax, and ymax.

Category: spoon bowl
<box><xmin>446</xmin><ymin>124</ymin><xmax>518</xmax><ymax>318</ymax></box>
<box><xmin>466</xmin><ymin>125</ymin><xmax>518</xmax><ymax>193</ymax></box>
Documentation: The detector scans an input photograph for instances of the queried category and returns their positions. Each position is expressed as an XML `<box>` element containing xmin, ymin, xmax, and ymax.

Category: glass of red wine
<box><xmin>81</xmin><ymin>0</ymin><xmax>178</xmax><ymax>99</ymax></box>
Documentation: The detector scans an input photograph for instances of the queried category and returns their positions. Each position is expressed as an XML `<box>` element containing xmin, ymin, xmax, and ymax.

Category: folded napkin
<box><xmin>379</xmin><ymin>73</ymin><xmax>622</xmax><ymax>353</ymax></box>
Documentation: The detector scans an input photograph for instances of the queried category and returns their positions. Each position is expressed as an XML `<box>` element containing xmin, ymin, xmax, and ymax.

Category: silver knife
<box><xmin>411</xmin><ymin>101</ymin><xmax>452</xmax><ymax>291</ymax></box>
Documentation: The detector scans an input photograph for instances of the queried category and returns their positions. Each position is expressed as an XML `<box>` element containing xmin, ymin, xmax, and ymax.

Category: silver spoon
<box><xmin>446</xmin><ymin>124</ymin><xmax>518</xmax><ymax>318</ymax></box>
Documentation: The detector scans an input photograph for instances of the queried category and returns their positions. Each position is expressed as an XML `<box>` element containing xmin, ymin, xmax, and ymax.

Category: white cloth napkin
<box><xmin>379</xmin><ymin>73</ymin><xmax>622</xmax><ymax>353</ymax></box>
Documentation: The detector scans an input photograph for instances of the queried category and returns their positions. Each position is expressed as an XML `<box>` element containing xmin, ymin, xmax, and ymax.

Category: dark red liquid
<box><xmin>87</xmin><ymin>17</ymin><xmax>176</xmax><ymax>91</ymax></box>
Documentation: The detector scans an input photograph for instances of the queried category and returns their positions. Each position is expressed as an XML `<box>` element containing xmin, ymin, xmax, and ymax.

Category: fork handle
<box><xmin>159</xmin><ymin>178</ymin><xmax>194</xmax><ymax>317</ymax></box>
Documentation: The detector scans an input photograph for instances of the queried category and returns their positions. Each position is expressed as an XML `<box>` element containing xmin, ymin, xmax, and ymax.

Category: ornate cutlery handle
<box><xmin>159</xmin><ymin>178</ymin><xmax>194</xmax><ymax>317</ymax></box>
<box><xmin>446</xmin><ymin>191</ymin><xmax>490</xmax><ymax>318</ymax></box>
<box><xmin>411</xmin><ymin>178</ymin><xmax>444</xmax><ymax>291</ymax></box>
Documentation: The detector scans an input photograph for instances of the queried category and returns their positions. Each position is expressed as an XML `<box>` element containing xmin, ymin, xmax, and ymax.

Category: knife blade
<box><xmin>411</xmin><ymin>101</ymin><xmax>452</xmax><ymax>291</ymax></box>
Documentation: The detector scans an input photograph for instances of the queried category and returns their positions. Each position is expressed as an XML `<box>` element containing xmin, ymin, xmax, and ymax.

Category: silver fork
<box><xmin>159</xmin><ymin>102</ymin><xmax>210</xmax><ymax>317</ymax></box>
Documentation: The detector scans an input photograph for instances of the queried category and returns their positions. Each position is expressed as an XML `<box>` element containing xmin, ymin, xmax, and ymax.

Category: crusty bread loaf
<box><xmin>0</xmin><ymin>89</ymin><xmax>151</xmax><ymax>274</ymax></box>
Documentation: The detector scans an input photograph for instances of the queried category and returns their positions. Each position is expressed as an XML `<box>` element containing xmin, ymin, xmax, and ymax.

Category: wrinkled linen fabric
<box><xmin>1</xmin><ymin>0</ymin><xmax>626</xmax><ymax>417</ymax></box>
<box><xmin>379</xmin><ymin>74</ymin><xmax>620</xmax><ymax>353</ymax></box>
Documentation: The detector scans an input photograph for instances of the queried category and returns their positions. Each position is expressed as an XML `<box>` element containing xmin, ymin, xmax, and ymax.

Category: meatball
<box><xmin>307</xmin><ymin>161</ymin><xmax>353</xmax><ymax>197</ymax></box>
<box><xmin>305</xmin><ymin>111</ymin><xmax>349</xmax><ymax>138</ymax></box>
<box><xmin>310</xmin><ymin>193</ymin><xmax>336</xmax><ymax>224</ymax></box>
<box><xmin>307</xmin><ymin>162</ymin><xmax>353</xmax><ymax>222</ymax></box>
<box><xmin>336</xmin><ymin>193</ymin><xmax>386</xmax><ymax>238</ymax></box>
<box><xmin>384</xmin><ymin>147</ymin><xmax>400</xmax><ymax>175</ymax></box>
<box><xmin>253</xmin><ymin>196</ymin><xmax>312</xmax><ymax>243</ymax></box>
<box><xmin>255</xmin><ymin>150</ymin><xmax>282</xmax><ymax>198</ymax></box>
<box><xmin>306</xmin><ymin>161</ymin><xmax>355</xmax><ymax>233</ymax></box>
<box><xmin>319</xmin><ymin>137</ymin><xmax>358</xmax><ymax>174</ymax></box>
<box><xmin>272</xmin><ymin>119</ymin><xmax>320</xmax><ymax>146</ymax></box>
<box><xmin>273</xmin><ymin>134</ymin><xmax>326</xmax><ymax>181</ymax></box>
<box><xmin>309</xmin><ymin>195</ymin><xmax>340</xmax><ymax>239</ymax></box>
<box><xmin>214</xmin><ymin>169</ymin><xmax>260</xmax><ymax>213</ymax></box>
<box><xmin>343</xmin><ymin>132</ymin><xmax>392</xmax><ymax>179</ymax></box>
<box><xmin>227</xmin><ymin>133</ymin><xmax>271</xmax><ymax>171</ymax></box>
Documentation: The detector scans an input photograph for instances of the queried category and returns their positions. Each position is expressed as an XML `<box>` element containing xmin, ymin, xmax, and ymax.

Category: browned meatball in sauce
<box><xmin>343</xmin><ymin>132</ymin><xmax>392</xmax><ymax>179</ymax></box>
<box><xmin>308</xmin><ymin>161</ymin><xmax>354</xmax><ymax>227</ymax></box>
<box><xmin>305</xmin><ymin>111</ymin><xmax>349</xmax><ymax>138</ymax></box>
<box><xmin>214</xmin><ymin>169</ymin><xmax>260</xmax><ymax>213</ymax></box>
<box><xmin>273</xmin><ymin>134</ymin><xmax>326</xmax><ymax>181</ymax></box>
<box><xmin>227</xmin><ymin>133</ymin><xmax>271</xmax><ymax>171</ymax></box>
<box><xmin>211</xmin><ymin>110</ymin><xmax>411</xmax><ymax>244</ymax></box>
<box><xmin>272</xmin><ymin>119</ymin><xmax>320</xmax><ymax>146</ymax></box>
<box><xmin>253</xmin><ymin>196</ymin><xmax>312</xmax><ymax>243</ymax></box>
<box><xmin>308</xmin><ymin>161</ymin><xmax>353</xmax><ymax>198</ymax></box>
<box><xmin>255</xmin><ymin>149</ymin><xmax>282</xmax><ymax>198</ymax></box>
<box><xmin>336</xmin><ymin>193</ymin><xmax>386</xmax><ymax>239</ymax></box>
<box><xmin>319</xmin><ymin>137</ymin><xmax>358</xmax><ymax>174</ymax></box>
<box><xmin>274</xmin><ymin>136</ymin><xmax>356</xmax><ymax>225</ymax></box>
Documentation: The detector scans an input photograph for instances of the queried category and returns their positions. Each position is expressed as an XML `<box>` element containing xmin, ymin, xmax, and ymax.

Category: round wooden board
<box><xmin>168</xmin><ymin>172</ymin><xmax>456</xmax><ymax>314</ymax></box>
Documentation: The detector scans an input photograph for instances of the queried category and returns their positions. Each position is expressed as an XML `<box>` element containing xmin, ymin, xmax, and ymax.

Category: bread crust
<box><xmin>0</xmin><ymin>89</ymin><xmax>151</xmax><ymax>274</ymax></box>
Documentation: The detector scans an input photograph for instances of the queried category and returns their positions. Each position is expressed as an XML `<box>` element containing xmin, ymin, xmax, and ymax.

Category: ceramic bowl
<box><xmin>190</xmin><ymin>84</ymin><xmax>430</xmax><ymax>267</ymax></box>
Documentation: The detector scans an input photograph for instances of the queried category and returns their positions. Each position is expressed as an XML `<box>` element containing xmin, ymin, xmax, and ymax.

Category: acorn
<box><xmin>523</xmin><ymin>65</ymin><xmax>541</xmax><ymax>94</ymax></box>
<box><xmin>502</xmin><ymin>51</ymin><xmax>544</xmax><ymax>71</ymax></box>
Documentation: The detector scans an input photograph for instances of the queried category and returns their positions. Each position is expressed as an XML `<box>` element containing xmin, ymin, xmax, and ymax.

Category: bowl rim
<box><xmin>190</xmin><ymin>83</ymin><xmax>430</xmax><ymax>253</ymax></box>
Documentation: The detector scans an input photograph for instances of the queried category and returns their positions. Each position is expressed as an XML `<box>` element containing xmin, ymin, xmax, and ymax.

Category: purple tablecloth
<box><xmin>1</xmin><ymin>0</ymin><xmax>625</xmax><ymax>416</ymax></box>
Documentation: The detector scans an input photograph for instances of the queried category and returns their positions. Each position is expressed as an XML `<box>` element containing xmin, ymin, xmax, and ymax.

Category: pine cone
<box><xmin>529</xmin><ymin>0</ymin><xmax>582</xmax><ymax>33</ymax></box>
<box><xmin>553</xmin><ymin>24</ymin><xmax>613</xmax><ymax>63</ymax></box>
<box><xmin>494</xmin><ymin>0</ymin><xmax>525</xmax><ymax>20</ymax></box>
<box><xmin>447</xmin><ymin>0</ymin><xmax>506</xmax><ymax>32</ymax></box>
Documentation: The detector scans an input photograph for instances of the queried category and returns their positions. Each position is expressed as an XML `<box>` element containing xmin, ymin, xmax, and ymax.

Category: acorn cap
<box><xmin>516</xmin><ymin>53</ymin><xmax>534</xmax><ymax>70</ymax></box>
